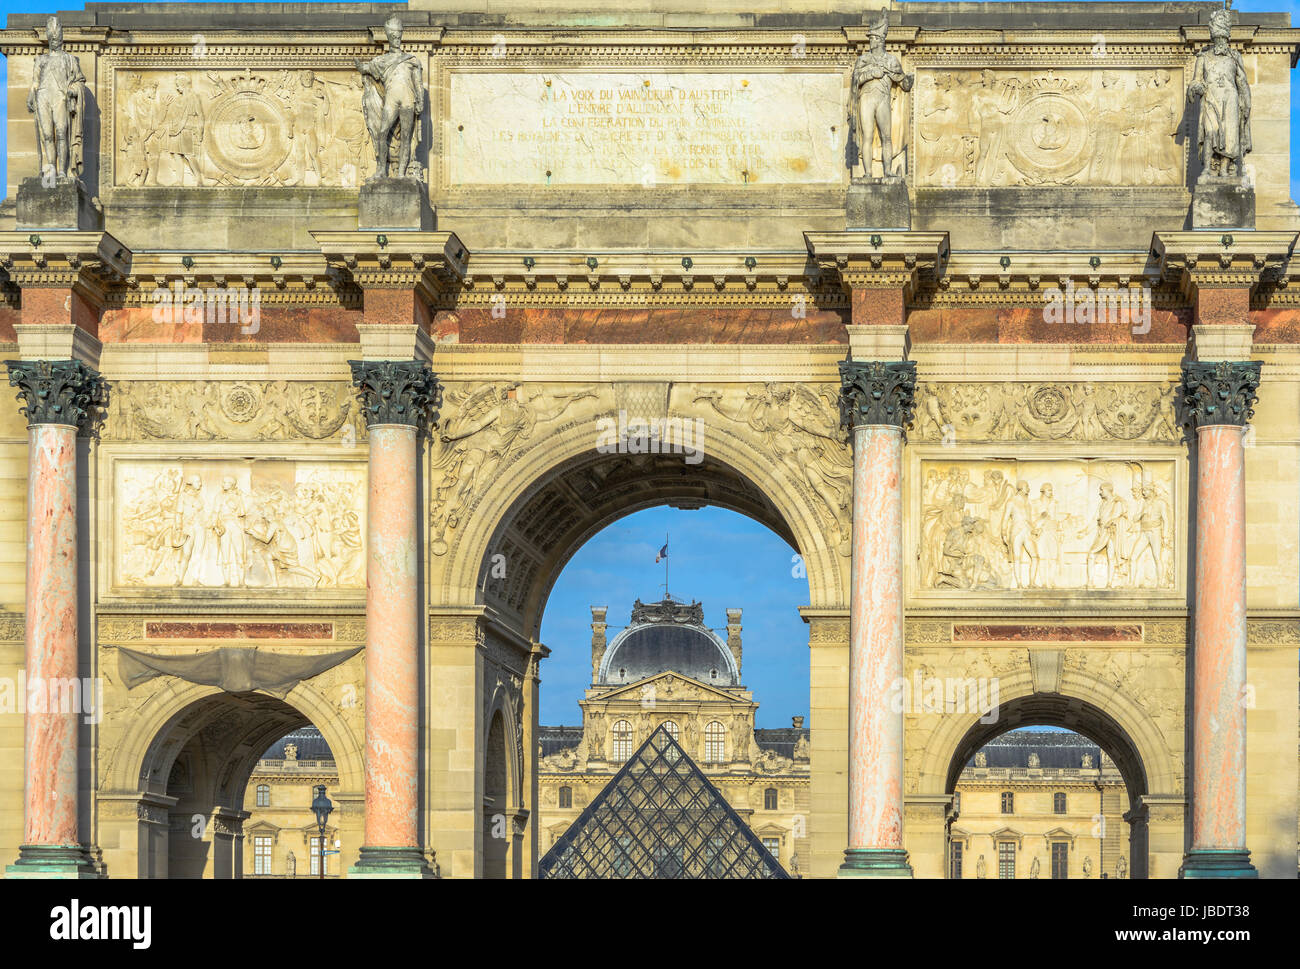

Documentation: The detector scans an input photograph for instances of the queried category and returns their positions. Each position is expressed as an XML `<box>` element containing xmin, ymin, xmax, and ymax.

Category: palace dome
<box><xmin>598</xmin><ymin>598</ymin><xmax>738</xmax><ymax>687</ymax></box>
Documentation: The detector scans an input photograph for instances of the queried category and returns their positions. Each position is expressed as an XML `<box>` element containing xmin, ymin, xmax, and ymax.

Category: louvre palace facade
<box><xmin>0</xmin><ymin>0</ymin><xmax>1297</xmax><ymax>880</ymax></box>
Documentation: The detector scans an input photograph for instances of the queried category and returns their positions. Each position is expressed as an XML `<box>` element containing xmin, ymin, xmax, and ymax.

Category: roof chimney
<box><xmin>590</xmin><ymin>606</ymin><xmax>608</xmax><ymax>682</ymax></box>
<box><xmin>726</xmin><ymin>607</ymin><xmax>742</xmax><ymax>675</ymax></box>
<box><xmin>792</xmin><ymin>716</ymin><xmax>805</xmax><ymax>729</ymax></box>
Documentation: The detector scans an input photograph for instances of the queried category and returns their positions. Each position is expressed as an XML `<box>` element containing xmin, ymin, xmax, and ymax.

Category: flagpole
<box><xmin>664</xmin><ymin>531</ymin><xmax>669</xmax><ymax>600</ymax></box>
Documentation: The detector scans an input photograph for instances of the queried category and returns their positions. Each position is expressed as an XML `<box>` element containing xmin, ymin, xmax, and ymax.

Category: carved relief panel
<box><xmin>105</xmin><ymin>452</ymin><xmax>366</xmax><ymax>596</ymax></box>
<box><xmin>109</xmin><ymin>68</ymin><xmax>377</xmax><ymax>188</ymax></box>
<box><xmin>907</xmin><ymin>452</ymin><xmax>1183</xmax><ymax>602</ymax></box>
<box><xmin>913</xmin><ymin>69</ymin><xmax>1184</xmax><ymax>187</ymax></box>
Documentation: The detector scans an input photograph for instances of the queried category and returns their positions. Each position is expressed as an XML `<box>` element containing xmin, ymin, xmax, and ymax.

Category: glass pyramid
<box><xmin>539</xmin><ymin>723</ymin><xmax>789</xmax><ymax>879</ymax></box>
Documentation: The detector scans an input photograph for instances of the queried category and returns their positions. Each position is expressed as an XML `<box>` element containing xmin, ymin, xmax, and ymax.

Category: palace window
<box><xmin>253</xmin><ymin>835</ymin><xmax>272</xmax><ymax>875</ymax></box>
<box><xmin>1001</xmin><ymin>791</ymin><xmax>1014</xmax><ymax>814</ymax></box>
<box><xmin>1054</xmin><ymin>792</ymin><xmax>1067</xmax><ymax>814</ymax></box>
<box><xmin>950</xmin><ymin>841</ymin><xmax>963</xmax><ymax>879</ymax></box>
<box><xmin>764</xmin><ymin>788</ymin><xmax>778</xmax><ymax>810</ymax></box>
<box><xmin>998</xmin><ymin>842</ymin><xmax>1016</xmax><ymax>879</ymax></box>
<box><xmin>612</xmin><ymin>720</ymin><xmax>634</xmax><ymax>761</ymax></box>
<box><xmin>762</xmin><ymin>837</ymin><xmax>780</xmax><ymax>858</ymax></box>
<box><xmin>256</xmin><ymin>784</ymin><xmax>270</xmax><ymax>807</ymax></box>
<box><xmin>558</xmin><ymin>786</ymin><xmax>572</xmax><ymax>809</ymax></box>
<box><xmin>662</xmin><ymin>721</ymin><xmax>679</xmax><ymax>742</ymax></box>
<box><xmin>704</xmin><ymin>721</ymin><xmax>726</xmax><ymax>763</ymax></box>
<box><xmin>1051</xmin><ymin>841</ymin><xmax>1069</xmax><ymax>879</ymax></box>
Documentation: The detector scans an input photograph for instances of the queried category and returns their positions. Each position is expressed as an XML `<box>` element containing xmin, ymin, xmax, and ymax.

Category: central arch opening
<box><xmin>476</xmin><ymin>443</ymin><xmax>834</xmax><ymax>877</ymax></box>
<box><xmin>944</xmin><ymin>695</ymin><xmax>1151</xmax><ymax>880</ymax></box>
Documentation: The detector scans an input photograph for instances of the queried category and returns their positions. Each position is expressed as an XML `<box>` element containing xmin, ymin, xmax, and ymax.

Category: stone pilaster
<box><xmin>1178</xmin><ymin>360</ymin><xmax>1261</xmax><ymax>879</ymax></box>
<box><xmin>3</xmin><ymin>359</ymin><xmax>105</xmax><ymax>878</ymax></box>
<box><xmin>348</xmin><ymin>359</ymin><xmax>439</xmax><ymax>878</ymax></box>
<box><xmin>837</xmin><ymin>359</ymin><xmax>915</xmax><ymax>878</ymax></box>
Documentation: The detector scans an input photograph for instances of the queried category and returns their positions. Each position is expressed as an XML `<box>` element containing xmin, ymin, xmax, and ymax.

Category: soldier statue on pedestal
<box><xmin>356</xmin><ymin>14</ymin><xmax>424</xmax><ymax>180</ymax></box>
<box><xmin>27</xmin><ymin>15</ymin><xmax>85</xmax><ymax>184</ymax></box>
<box><xmin>1188</xmin><ymin>6</ymin><xmax>1251</xmax><ymax>180</ymax></box>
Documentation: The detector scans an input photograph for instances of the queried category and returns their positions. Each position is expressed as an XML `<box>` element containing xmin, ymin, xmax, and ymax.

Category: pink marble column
<box><xmin>24</xmin><ymin>422</ymin><xmax>81</xmax><ymax>849</ymax></box>
<box><xmin>5</xmin><ymin>357</ymin><xmax>103</xmax><ymax>877</ymax></box>
<box><xmin>1181</xmin><ymin>359</ymin><xmax>1258</xmax><ymax>878</ymax></box>
<box><xmin>839</xmin><ymin>359</ymin><xmax>915</xmax><ymax>876</ymax></box>
<box><xmin>848</xmin><ymin>425</ymin><xmax>905</xmax><ymax>854</ymax></box>
<box><xmin>364</xmin><ymin>423</ymin><xmax>421</xmax><ymax>851</ymax></box>
<box><xmin>348</xmin><ymin>358</ymin><xmax>437</xmax><ymax>876</ymax></box>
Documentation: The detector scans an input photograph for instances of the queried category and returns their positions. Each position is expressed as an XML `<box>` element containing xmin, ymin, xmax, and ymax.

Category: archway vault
<box><xmin>435</xmin><ymin>414</ymin><xmax>848</xmax><ymax>639</ymax></box>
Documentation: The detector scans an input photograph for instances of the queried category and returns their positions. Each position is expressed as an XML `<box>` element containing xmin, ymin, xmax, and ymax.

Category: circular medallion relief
<box><xmin>220</xmin><ymin>383</ymin><xmax>263</xmax><ymax>423</ymax></box>
<box><xmin>207</xmin><ymin>91</ymin><xmax>291</xmax><ymax>181</ymax></box>
<box><xmin>1007</xmin><ymin>93</ymin><xmax>1089</xmax><ymax>182</ymax></box>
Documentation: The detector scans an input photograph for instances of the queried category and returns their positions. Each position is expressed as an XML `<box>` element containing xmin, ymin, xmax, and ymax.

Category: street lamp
<box><xmin>311</xmin><ymin>784</ymin><xmax>333</xmax><ymax>880</ymax></box>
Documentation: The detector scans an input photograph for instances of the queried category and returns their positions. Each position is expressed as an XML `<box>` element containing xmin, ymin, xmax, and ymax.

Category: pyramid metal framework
<box><xmin>538</xmin><ymin>724</ymin><xmax>789</xmax><ymax>879</ymax></box>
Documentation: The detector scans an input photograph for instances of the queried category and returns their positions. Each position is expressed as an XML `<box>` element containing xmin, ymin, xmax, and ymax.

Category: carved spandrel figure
<box><xmin>356</xmin><ymin>14</ymin><xmax>423</xmax><ymax>180</ymax></box>
<box><xmin>1187</xmin><ymin>7</ymin><xmax>1251</xmax><ymax>178</ymax></box>
<box><xmin>849</xmin><ymin>8</ymin><xmax>913</xmax><ymax>179</ymax></box>
<box><xmin>27</xmin><ymin>15</ymin><xmax>86</xmax><ymax>183</ymax></box>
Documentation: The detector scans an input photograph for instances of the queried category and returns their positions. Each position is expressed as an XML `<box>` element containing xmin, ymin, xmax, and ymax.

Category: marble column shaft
<box><xmin>364</xmin><ymin>423</ymin><xmax>421</xmax><ymax>850</ymax></box>
<box><xmin>848</xmin><ymin>423</ymin><xmax>905</xmax><ymax>851</ymax></box>
<box><xmin>1191</xmin><ymin>423</ymin><xmax>1247</xmax><ymax>851</ymax></box>
<box><xmin>24</xmin><ymin>421</ymin><xmax>81</xmax><ymax>847</ymax></box>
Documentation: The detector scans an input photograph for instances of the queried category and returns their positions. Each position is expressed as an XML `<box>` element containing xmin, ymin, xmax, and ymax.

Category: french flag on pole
<box><xmin>655</xmin><ymin>542</ymin><xmax>668</xmax><ymax>563</ymax></box>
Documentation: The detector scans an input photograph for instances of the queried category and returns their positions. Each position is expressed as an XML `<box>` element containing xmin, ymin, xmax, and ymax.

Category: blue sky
<box><xmin>536</xmin><ymin>506</ymin><xmax>811</xmax><ymax>728</ymax></box>
<box><xmin>2</xmin><ymin>1</ymin><xmax>1295</xmax><ymax>729</ymax></box>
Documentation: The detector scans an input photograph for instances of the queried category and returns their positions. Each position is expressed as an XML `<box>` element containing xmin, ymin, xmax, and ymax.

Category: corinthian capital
<box><xmin>1180</xmin><ymin>360</ymin><xmax>1262</xmax><ymax>428</ymax></box>
<box><xmin>839</xmin><ymin>359</ymin><xmax>917</xmax><ymax>430</ymax></box>
<box><xmin>348</xmin><ymin>359</ymin><xmax>440</xmax><ymax>428</ymax></box>
<box><xmin>4</xmin><ymin>358</ymin><xmax>106</xmax><ymax>431</ymax></box>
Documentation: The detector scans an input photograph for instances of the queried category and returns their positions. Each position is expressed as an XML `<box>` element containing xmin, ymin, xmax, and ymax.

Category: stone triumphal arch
<box><xmin>0</xmin><ymin>0</ymin><xmax>1297</xmax><ymax>879</ymax></box>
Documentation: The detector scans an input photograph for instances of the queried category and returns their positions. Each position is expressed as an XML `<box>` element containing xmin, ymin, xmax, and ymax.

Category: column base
<box><xmin>6</xmin><ymin>844</ymin><xmax>105</xmax><ymax>879</ymax></box>
<box><xmin>837</xmin><ymin>848</ymin><xmax>913</xmax><ymax>878</ymax></box>
<box><xmin>348</xmin><ymin>846</ymin><xmax>437</xmax><ymax>879</ymax></box>
<box><xmin>1179</xmin><ymin>849</ymin><xmax>1257</xmax><ymax>879</ymax></box>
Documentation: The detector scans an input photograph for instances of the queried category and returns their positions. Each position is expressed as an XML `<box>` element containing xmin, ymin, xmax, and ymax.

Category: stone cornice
<box><xmin>0</xmin><ymin>231</ymin><xmax>132</xmax><ymax>304</ymax></box>
<box><xmin>1151</xmin><ymin>230</ymin><xmax>1298</xmax><ymax>298</ymax></box>
<box><xmin>804</xmin><ymin>231</ymin><xmax>949</xmax><ymax>298</ymax></box>
<box><xmin>313</xmin><ymin>231</ymin><xmax>468</xmax><ymax>301</ymax></box>
<box><xmin>123</xmin><ymin>252</ymin><xmax>356</xmax><ymax>308</ymax></box>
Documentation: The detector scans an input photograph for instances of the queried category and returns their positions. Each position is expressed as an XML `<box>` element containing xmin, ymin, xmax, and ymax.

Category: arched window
<box><xmin>1053</xmin><ymin>792</ymin><xmax>1067</xmax><ymax>814</ymax></box>
<box><xmin>764</xmin><ymin>787</ymin><xmax>778</xmax><ymax>810</ymax></box>
<box><xmin>256</xmin><ymin>784</ymin><xmax>270</xmax><ymax>807</ymax></box>
<box><xmin>612</xmin><ymin>720</ymin><xmax>633</xmax><ymax>761</ymax></box>
<box><xmin>704</xmin><ymin>721</ymin><xmax>726</xmax><ymax>763</ymax></box>
<box><xmin>661</xmin><ymin>721</ymin><xmax>679</xmax><ymax>742</ymax></box>
<box><xmin>558</xmin><ymin>786</ymin><xmax>572</xmax><ymax>809</ymax></box>
<box><xmin>1000</xmin><ymin>791</ymin><xmax>1014</xmax><ymax>814</ymax></box>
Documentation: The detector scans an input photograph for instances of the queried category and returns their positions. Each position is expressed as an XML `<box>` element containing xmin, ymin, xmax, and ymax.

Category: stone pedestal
<box><xmin>16</xmin><ymin>177</ymin><xmax>100</xmax><ymax>231</ymax></box>
<box><xmin>1191</xmin><ymin>178</ymin><xmax>1255</xmax><ymax>229</ymax></box>
<box><xmin>846</xmin><ymin>178</ymin><xmax>911</xmax><ymax>230</ymax></box>
<box><xmin>358</xmin><ymin>177</ymin><xmax>436</xmax><ymax>230</ymax></box>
